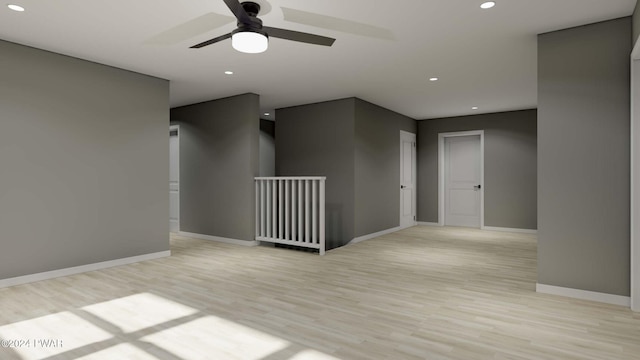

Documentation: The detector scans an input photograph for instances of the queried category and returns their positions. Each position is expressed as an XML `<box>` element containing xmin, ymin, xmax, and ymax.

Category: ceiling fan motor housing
<box><xmin>238</xmin><ymin>1</ymin><xmax>264</xmax><ymax>33</ymax></box>
<box><xmin>241</xmin><ymin>2</ymin><xmax>261</xmax><ymax>17</ymax></box>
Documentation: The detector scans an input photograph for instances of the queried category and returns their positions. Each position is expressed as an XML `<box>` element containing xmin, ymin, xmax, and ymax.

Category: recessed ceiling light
<box><xmin>480</xmin><ymin>2</ymin><xmax>496</xmax><ymax>9</ymax></box>
<box><xmin>472</xmin><ymin>106</ymin><xmax>479</xmax><ymax>110</ymax></box>
<box><xmin>7</xmin><ymin>4</ymin><xmax>25</xmax><ymax>11</ymax></box>
<box><xmin>429</xmin><ymin>77</ymin><xmax>439</xmax><ymax>82</ymax></box>
<box><xmin>224</xmin><ymin>71</ymin><xmax>233</xmax><ymax>75</ymax></box>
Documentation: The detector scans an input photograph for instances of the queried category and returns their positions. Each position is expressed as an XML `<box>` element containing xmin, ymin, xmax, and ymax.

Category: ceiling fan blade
<box><xmin>190</xmin><ymin>32</ymin><xmax>233</xmax><ymax>48</ymax></box>
<box><xmin>144</xmin><ymin>13</ymin><xmax>235</xmax><ymax>45</ymax></box>
<box><xmin>263</xmin><ymin>27</ymin><xmax>335</xmax><ymax>47</ymax></box>
<box><xmin>223</xmin><ymin>0</ymin><xmax>252</xmax><ymax>24</ymax></box>
<box><xmin>281</xmin><ymin>7</ymin><xmax>395</xmax><ymax>40</ymax></box>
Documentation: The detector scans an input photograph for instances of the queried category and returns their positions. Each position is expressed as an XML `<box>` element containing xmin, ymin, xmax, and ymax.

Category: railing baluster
<box><xmin>266</xmin><ymin>180</ymin><xmax>271</xmax><ymax>238</ymax></box>
<box><xmin>285</xmin><ymin>180</ymin><xmax>290</xmax><ymax>241</ymax></box>
<box><xmin>305</xmin><ymin>180</ymin><xmax>310</xmax><ymax>243</ymax></box>
<box><xmin>298</xmin><ymin>180</ymin><xmax>303</xmax><ymax>242</ymax></box>
<box><xmin>291</xmin><ymin>181</ymin><xmax>296</xmax><ymax>241</ymax></box>
<box><xmin>255</xmin><ymin>181</ymin><xmax>259</xmax><ymax>239</ymax></box>
<box><xmin>260</xmin><ymin>180</ymin><xmax>265</xmax><ymax>238</ymax></box>
<box><xmin>312</xmin><ymin>179</ymin><xmax>317</xmax><ymax>244</ymax></box>
<box><xmin>272</xmin><ymin>179</ymin><xmax>277</xmax><ymax>239</ymax></box>
<box><xmin>319</xmin><ymin>179</ymin><xmax>325</xmax><ymax>255</ymax></box>
<box><xmin>279</xmin><ymin>180</ymin><xmax>283</xmax><ymax>240</ymax></box>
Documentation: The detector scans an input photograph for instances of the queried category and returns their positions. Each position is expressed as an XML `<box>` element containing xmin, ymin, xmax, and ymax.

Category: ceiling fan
<box><xmin>190</xmin><ymin>0</ymin><xmax>336</xmax><ymax>53</ymax></box>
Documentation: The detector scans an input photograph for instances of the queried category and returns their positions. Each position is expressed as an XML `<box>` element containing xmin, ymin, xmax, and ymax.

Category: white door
<box><xmin>444</xmin><ymin>135</ymin><xmax>482</xmax><ymax>228</ymax></box>
<box><xmin>169</xmin><ymin>126</ymin><xmax>180</xmax><ymax>233</ymax></box>
<box><xmin>400</xmin><ymin>131</ymin><xmax>417</xmax><ymax>228</ymax></box>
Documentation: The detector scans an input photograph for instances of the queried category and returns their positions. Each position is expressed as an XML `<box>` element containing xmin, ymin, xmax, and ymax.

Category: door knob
<box><xmin>401</xmin><ymin>185</ymin><xmax>406</xmax><ymax>189</ymax></box>
<box><xmin>473</xmin><ymin>185</ymin><xmax>482</xmax><ymax>190</ymax></box>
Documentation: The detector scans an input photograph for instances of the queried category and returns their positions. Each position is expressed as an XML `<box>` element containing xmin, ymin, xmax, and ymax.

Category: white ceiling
<box><xmin>0</xmin><ymin>0</ymin><xmax>636</xmax><ymax>120</ymax></box>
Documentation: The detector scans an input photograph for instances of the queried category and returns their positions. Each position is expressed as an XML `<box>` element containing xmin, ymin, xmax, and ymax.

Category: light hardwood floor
<box><xmin>0</xmin><ymin>226</ymin><xmax>639</xmax><ymax>360</ymax></box>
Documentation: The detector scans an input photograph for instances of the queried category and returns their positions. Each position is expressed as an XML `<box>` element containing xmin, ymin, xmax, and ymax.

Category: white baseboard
<box><xmin>178</xmin><ymin>231</ymin><xmax>258</xmax><ymax>247</ymax></box>
<box><xmin>417</xmin><ymin>222</ymin><xmax>441</xmax><ymax>227</ymax></box>
<box><xmin>0</xmin><ymin>250</ymin><xmax>171</xmax><ymax>289</ymax></box>
<box><xmin>350</xmin><ymin>226</ymin><xmax>402</xmax><ymax>245</ymax></box>
<box><xmin>482</xmin><ymin>226</ymin><xmax>537</xmax><ymax>234</ymax></box>
<box><xmin>536</xmin><ymin>283</ymin><xmax>630</xmax><ymax>307</ymax></box>
<box><xmin>417</xmin><ymin>223</ymin><xmax>537</xmax><ymax>234</ymax></box>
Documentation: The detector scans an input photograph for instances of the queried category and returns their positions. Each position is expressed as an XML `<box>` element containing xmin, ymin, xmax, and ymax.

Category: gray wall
<box><xmin>171</xmin><ymin>94</ymin><xmax>260</xmax><ymax>242</ymax></box>
<box><xmin>276</xmin><ymin>99</ymin><xmax>355</xmax><ymax>250</ymax></box>
<box><xmin>0</xmin><ymin>40</ymin><xmax>169</xmax><ymax>280</ymax></box>
<box><xmin>634</xmin><ymin>3</ymin><xmax>640</xmax><ymax>46</ymax></box>
<box><xmin>276</xmin><ymin>97</ymin><xmax>418</xmax><ymax>248</ymax></box>
<box><xmin>417</xmin><ymin>110</ymin><xmax>537</xmax><ymax>230</ymax></box>
<box><xmin>354</xmin><ymin>99</ymin><xmax>417</xmax><ymax>237</ymax></box>
<box><xmin>260</xmin><ymin>119</ymin><xmax>276</xmax><ymax>177</ymax></box>
<box><xmin>538</xmin><ymin>18</ymin><xmax>631</xmax><ymax>296</ymax></box>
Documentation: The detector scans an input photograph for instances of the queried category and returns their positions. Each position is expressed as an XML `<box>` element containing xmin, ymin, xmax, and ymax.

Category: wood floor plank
<box><xmin>0</xmin><ymin>226</ymin><xmax>639</xmax><ymax>359</ymax></box>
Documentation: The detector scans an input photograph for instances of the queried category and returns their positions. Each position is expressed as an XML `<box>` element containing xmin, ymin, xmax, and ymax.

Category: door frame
<box><xmin>631</xmin><ymin>41</ymin><xmax>640</xmax><ymax>312</ymax></box>
<box><xmin>170</xmin><ymin>124</ymin><xmax>180</xmax><ymax>233</ymax></box>
<box><xmin>438</xmin><ymin>130</ymin><xmax>485</xmax><ymax>228</ymax></box>
<box><xmin>400</xmin><ymin>130</ymin><xmax>417</xmax><ymax>228</ymax></box>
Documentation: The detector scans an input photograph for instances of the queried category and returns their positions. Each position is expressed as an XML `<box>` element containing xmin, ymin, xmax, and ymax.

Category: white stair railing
<box><xmin>255</xmin><ymin>177</ymin><xmax>326</xmax><ymax>255</ymax></box>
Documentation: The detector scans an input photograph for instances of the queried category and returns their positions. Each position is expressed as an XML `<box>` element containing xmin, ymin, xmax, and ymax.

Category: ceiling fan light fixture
<box><xmin>232</xmin><ymin>30</ymin><xmax>268</xmax><ymax>54</ymax></box>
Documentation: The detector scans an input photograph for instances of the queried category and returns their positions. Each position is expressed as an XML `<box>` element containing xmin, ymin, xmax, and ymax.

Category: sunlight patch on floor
<box><xmin>141</xmin><ymin>315</ymin><xmax>290</xmax><ymax>359</ymax></box>
<box><xmin>82</xmin><ymin>293</ymin><xmax>197</xmax><ymax>333</ymax></box>
<box><xmin>0</xmin><ymin>290</ymin><xmax>332</xmax><ymax>359</ymax></box>
<box><xmin>0</xmin><ymin>311</ymin><xmax>112</xmax><ymax>358</ymax></box>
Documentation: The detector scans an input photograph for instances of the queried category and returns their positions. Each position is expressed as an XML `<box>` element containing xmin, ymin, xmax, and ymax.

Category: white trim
<box><xmin>349</xmin><ymin>226</ymin><xmax>402</xmax><ymax>245</ymax></box>
<box><xmin>631</xmin><ymin>46</ymin><xmax>640</xmax><ymax>312</ymax></box>
<box><xmin>254</xmin><ymin>176</ymin><xmax>326</xmax><ymax>181</ymax></box>
<box><xmin>482</xmin><ymin>226</ymin><xmax>537</xmax><ymax>234</ymax></box>
<box><xmin>417</xmin><ymin>222</ymin><xmax>441</xmax><ymax>227</ymax></box>
<box><xmin>0</xmin><ymin>251</ymin><xmax>171</xmax><ymax>289</ymax></box>
<box><xmin>169</xmin><ymin>125</ymin><xmax>180</xmax><ymax>233</ymax></box>
<box><xmin>256</xmin><ymin>237</ymin><xmax>321</xmax><ymax>249</ymax></box>
<box><xmin>438</xmin><ymin>130</ymin><xmax>485</xmax><ymax>228</ymax></box>
<box><xmin>178</xmin><ymin>231</ymin><xmax>258</xmax><ymax>246</ymax></box>
<box><xmin>418</xmin><ymin>222</ymin><xmax>535</xmax><ymax>234</ymax></box>
<box><xmin>536</xmin><ymin>283</ymin><xmax>630</xmax><ymax>307</ymax></box>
